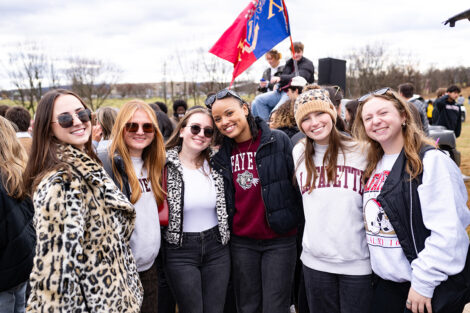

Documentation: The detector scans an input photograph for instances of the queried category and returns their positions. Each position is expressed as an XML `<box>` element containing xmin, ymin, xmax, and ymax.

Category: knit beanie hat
<box><xmin>294</xmin><ymin>86</ymin><xmax>337</xmax><ymax>131</ymax></box>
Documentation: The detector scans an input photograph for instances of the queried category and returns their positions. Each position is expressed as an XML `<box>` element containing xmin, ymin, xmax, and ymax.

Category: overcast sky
<box><xmin>0</xmin><ymin>0</ymin><xmax>469</xmax><ymax>89</ymax></box>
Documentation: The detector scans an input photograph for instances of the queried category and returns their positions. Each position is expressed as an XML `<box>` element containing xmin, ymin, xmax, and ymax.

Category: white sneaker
<box><xmin>290</xmin><ymin>304</ymin><xmax>296</xmax><ymax>313</ymax></box>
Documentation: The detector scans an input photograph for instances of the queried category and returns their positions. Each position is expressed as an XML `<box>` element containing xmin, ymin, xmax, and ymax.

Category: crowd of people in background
<box><xmin>0</xmin><ymin>43</ymin><xmax>470</xmax><ymax>313</ymax></box>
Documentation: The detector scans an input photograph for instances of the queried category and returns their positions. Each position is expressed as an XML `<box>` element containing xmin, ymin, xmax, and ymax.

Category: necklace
<box><xmin>236</xmin><ymin>138</ymin><xmax>254</xmax><ymax>154</ymax></box>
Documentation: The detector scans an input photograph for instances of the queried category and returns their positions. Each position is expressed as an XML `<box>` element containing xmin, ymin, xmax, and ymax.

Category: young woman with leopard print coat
<box><xmin>23</xmin><ymin>89</ymin><xmax>143</xmax><ymax>312</ymax></box>
<box><xmin>162</xmin><ymin>107</ymin><xmax>230</xmax><ymax>313</ymax></box>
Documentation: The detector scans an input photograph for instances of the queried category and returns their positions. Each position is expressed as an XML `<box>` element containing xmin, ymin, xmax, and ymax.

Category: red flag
<box><xmin>209</xmin><ymin>1</ymin><xmax>258</xmax><ymax>86</ymax></box>
<box><xmin>209</xmin><ymin>0</ymin><xmax>292</xmax><ymax>87</ymax></box>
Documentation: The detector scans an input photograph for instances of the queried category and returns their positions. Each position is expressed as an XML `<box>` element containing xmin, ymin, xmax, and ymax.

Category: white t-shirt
<box><xmin>269</xmin><ymin>64</ymin><xmax>283</xmax><ymax>80</ymax></box>
<box><xmin>129</xmin><ymin>157</ymin><xmax>161</xmax><ymax>272</ymax></box>
<box><xmin>182</xmin><ymin>160</ymin><xmax>218</xmax><ymax>232</ymax></box>
<box><xmin>362</xmin><ymin>153</ymin><xmax>412</xmax><ymax>282</ymax></box>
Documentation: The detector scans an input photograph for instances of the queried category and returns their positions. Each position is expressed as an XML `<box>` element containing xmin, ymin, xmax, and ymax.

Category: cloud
<box><xmin>0</xmin><ymin>0</ymin><xmax>469</xmax><ymax>89</ymax></box>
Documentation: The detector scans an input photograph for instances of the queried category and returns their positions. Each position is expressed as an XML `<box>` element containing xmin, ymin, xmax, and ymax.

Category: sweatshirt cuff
<box><xmin>411</xmin><ymin>274</ymin><xmax>435</xmax><ymax>298</ymax></box>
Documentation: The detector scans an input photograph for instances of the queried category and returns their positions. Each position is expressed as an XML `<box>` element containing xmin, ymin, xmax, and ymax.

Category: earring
<box><xmin>402</xmin><ymin>121</ymin><xmax>406</xmax><ymax>127</ymax></box>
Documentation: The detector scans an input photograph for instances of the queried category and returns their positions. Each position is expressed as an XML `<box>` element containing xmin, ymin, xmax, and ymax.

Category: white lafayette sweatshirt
<box><xmin>293</xmin><ymin>140</ymin><xmax>371</xmax><ymax>275</ymax></box>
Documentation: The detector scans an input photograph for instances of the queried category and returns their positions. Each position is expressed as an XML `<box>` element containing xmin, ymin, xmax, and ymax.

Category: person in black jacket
<box><xmin>434</xmin><ymin>85</ymin><xmax>462</xmax><ymax>137</ymax></box>
<box><xmin>258</xmin><ymin>49</ymin><xmax>284</xmax><ymax>93</ymax></box>
<box><xmin>206</xmin><ymin>89</ymin><xmax>302</xmax><ymax>313</ymax></box>
<box><xmin>251</xmin><ymin>42</ymin><xmax>315</xmax><ymax>121</ymax></box>
<box><xmin>0</xmin><ymin>116</ymin><xmax>35</xmax><ymax>313</ymax></box>
<box><xmin>353</xmin><ymin>87</ymin><xmax>470</xmax><ymax>313</ymax></box>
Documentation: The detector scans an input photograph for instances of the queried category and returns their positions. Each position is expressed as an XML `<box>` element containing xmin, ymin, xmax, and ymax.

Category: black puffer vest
<box><xmin>211</xmin><ymin>118</ymin><xmax>302</xmax><ymax>234</ymax></box>
<box><xmin>376</xmin><ymin>146</ymin><xmax>434</xmax><ymax>262</ymax></box>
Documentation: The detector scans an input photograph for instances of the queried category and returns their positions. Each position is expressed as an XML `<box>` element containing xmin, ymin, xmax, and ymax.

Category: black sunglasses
<box><xmin>125</xmin><ymin>122</ymin><xmax>155</xmax><ymax>133</ymax></box>
<box><xmin>205</xmin><ymin>89</ymin><xmax>244</xmax><ymax>109</ymax></box>
<box><xmin>358</xmin><ymin>87</ymin><xmax>391</xmax><ymax>103</ymax></box>
<box><xmin>53</xmin><ymin>109</ymin><xmax>91</xmax><ymax>128</ymax></box>
<box><xmin>185</xmin><ymin>125</ymin><xmax>214</xmax><ymax>138</ymax></box>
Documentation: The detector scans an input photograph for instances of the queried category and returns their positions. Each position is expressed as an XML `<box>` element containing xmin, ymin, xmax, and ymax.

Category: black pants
<box><xmin>371</xmin><ymin>275</ymin><xmax>412</xmax><ymax>313</ymax></box>
<box><xmin>139</xmin><ymin>260</ymin><xmax>159</xmax><ymax>313</ymax></box>
<box><xmin>156</xmin><ymin>254</ymin><xmax>176</xmax><ymax>313</ymax></box>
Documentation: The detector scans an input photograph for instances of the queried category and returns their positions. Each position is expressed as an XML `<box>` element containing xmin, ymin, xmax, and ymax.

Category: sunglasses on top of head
<box><xmin>205</xmin><ymin>89</ymin><xmax>244</xmax><ymax>109</ymax></box>
<box><xmin>52</xmin><ymin>109</ymin><xmax>92</xmax><ymax>128</ymax></box>
<box><xmin>125</xmin><ymin>122</ymin><xmax>155</xmax><ymax>133</ymax></box>
<box><xmin>358</xmin><ymin>87</ymin><xmax>391</xmax><ymax>103</ymax></box>
<box><xmin>185</xmin><ymin>125</ymin><xmax>214</xmax><ymax>138</ymax></box>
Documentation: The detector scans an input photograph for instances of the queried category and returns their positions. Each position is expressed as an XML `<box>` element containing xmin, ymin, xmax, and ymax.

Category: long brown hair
<box><xmin>297</xmin><ymin>127</ymin><xmax>352</xmax><ymax>194</ymax></box>
<box><xmin>109</xmin><ymin>100</ymin><xmax>165</xmax><ymax>205</ymax></box>
<box><xmin>23</xmin><ymin>89</ymin><xmax>98</xmax><ymax>194</ymax></box>
<box><xmin>166</xmin><ymin>107</ymin><xmax>213</xmax><ymax>173</ymax></box>
<box><xmin>352</xmin><ymin>89</ymin><xmax>436</xmax><ymax>182</ymax></box>
<box><xmin>0</xmin><ymin>116</ymin><xmax>28</xmax><ymax>198</ymax></box>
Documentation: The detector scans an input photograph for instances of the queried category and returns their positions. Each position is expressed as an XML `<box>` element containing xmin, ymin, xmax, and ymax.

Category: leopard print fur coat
<box><xmin>163</xmin><ymin>146</ymin><xmax>230</xmax><ymax>246</ymax></box>
<box><xmin>27</xmin><ymin>144</ymin><xmax>143</xmax><ymax>312</ymax></box>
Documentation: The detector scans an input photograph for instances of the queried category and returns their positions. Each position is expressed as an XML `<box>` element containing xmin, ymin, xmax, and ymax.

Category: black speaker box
<box><xmin>318</xmin><ymin>58</ymin><xmax>346</xmax><ymax>92</ymax></box>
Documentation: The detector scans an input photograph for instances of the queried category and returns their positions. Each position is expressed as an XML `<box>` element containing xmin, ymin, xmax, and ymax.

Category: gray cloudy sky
<box><xmin>0</xmin><ymin>0</ymin><xmax>469</xmax><ymax>89</ymax></box>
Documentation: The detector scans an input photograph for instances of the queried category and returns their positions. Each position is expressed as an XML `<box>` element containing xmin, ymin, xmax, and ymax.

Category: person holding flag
<box><xmin>251</xmin><ymin>42</ymin><xmax>315</xmax><ymax>121</ymax></box>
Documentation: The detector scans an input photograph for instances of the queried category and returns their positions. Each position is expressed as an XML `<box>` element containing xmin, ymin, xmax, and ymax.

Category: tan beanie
<box><xmin>294</xmin><ymin>87</ymin><xmax>337</xmax><ymax>131</ymax></box>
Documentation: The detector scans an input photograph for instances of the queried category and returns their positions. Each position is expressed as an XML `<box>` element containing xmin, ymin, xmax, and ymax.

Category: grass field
<box><xmin>452</xmin><ymin>87</ymin><xmax>470</xmax><ymax>237</ymax></box>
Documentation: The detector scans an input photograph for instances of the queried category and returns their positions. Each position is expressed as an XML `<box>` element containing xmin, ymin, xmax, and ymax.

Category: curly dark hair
<box><xmin>270</xmin><ymin>100</ymin><xmax>296</xmax><ymax>129</ymax></box>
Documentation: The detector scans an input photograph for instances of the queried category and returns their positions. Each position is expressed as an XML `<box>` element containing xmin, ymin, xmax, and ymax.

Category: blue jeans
<box><xmin>0</xmin><ymin>281</ymin><xmax>27</xmax><ymax>313</ymax></box>
<box><xmin>303</xmin><ymin>265</ymin><xmax>373</xmax><ymax>313</ymax></box>
<box><xmin>163</xmin><ymin>226</ymin><xmax>230</xmax><ymax>313</ymax></box>
<box><xmin>230</xmin><ymin>235</ymin><xmax>297</xmax><ymax>313</ymax></box>
<box><xmin>251</xmin><ymin>90</ymin><xmax>289</xmax><ymax>121</ymax></box>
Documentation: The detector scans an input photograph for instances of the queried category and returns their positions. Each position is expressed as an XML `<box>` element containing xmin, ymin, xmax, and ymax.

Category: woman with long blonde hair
<box><xmin>0</xmin><ymin>116</ymin><xmax>35</xmax><ymax>313</ymax></box>
<box><xmin>24</xmin><ymin>89</ymin><xmax>143</xmax><ymax>312</ymax></box>
<box><xmin>99</xmin><ymin>99</ymin><xmax>165</xmax><ymax>313</ymax></box>
<box><xmin>353</xmin><ymin>87</ymin><xmax>470</xmax><ymax>313</ymax></box>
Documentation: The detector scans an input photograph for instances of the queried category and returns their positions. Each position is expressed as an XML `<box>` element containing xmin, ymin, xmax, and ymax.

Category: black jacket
<box><xmin>435</xmin><ymin>95</ymin><xmax>462</xmax><ymax>137</ymax></box>
<box><xmin>258</xmin><ymin>65</ymin><xmax>285</xmax><ymax>93</ymax></box>
<box><xmin>210</xmin><ymin>118</ymin><xmax>302</xmax><ymax>234</ymax></box>
<box><xmin>279</xmin><ymin>57</ymin><xmax>315</xmax><ymax>89</ymax></box>
<box><xmin>376</xmin><ymin>146</ymin><xmax>470</xmax><ymax>311</ymax></box>
<box><xmin>376</xmin><ymin>147</ymin><xmax>433</xmax><ymax>262</ymax></box>
<box><xmin>0</xmin><ymin>182</ymin><xmax>35</xmax><ymax>291</ymax></box>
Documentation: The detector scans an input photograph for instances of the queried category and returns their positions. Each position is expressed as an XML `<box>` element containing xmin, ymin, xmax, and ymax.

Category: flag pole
<box><xmin>282</xmin><ymin>0</ymin><xmax>298</xmax><ymax>76</ymax></box>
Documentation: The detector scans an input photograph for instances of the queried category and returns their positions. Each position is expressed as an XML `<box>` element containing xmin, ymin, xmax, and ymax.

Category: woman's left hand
<box><xmin>406</xmin><ymin>287</ymin><xmax>432</xmax><ymax>313</ymax></box>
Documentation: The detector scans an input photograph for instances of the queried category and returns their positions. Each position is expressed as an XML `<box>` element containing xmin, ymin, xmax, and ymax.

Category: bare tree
<box><xmin>198</xmin><ymin>48</ymin><xmax>232</xmax><ymax>94</ymax></box>
<box><xmin>346</xmin><ymin>44</ymin><xmax>387</xmax><ymax>97</ymax></box>
<box><xmin>65</xmin><ymin>57</ymin><xmax>121</xmax><ymax>110</ymax></box>
<box><xmin>345</xmin><ymin>44</ymin><xmax>428</xmax><ymax>98</ymax></box>
<box><xmin>6</xmin><ymin>42</ymin><xmax>49</xmax><ymax>114</ymax></box>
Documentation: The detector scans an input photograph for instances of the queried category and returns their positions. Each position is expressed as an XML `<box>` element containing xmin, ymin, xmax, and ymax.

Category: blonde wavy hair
<box><xmin>0</xmin><ymin>116</ymin><xmax>28</xmax><ymax>199</ymax></box>
<box><xmin>352</xmin><ymin>89</ymin><xmax>436</xmax><ymax>182</ymax></box>
<box><xmin>109</xmin><ymin>100</ymin><xmax>166</xmax><ymax>205</ymax></box>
